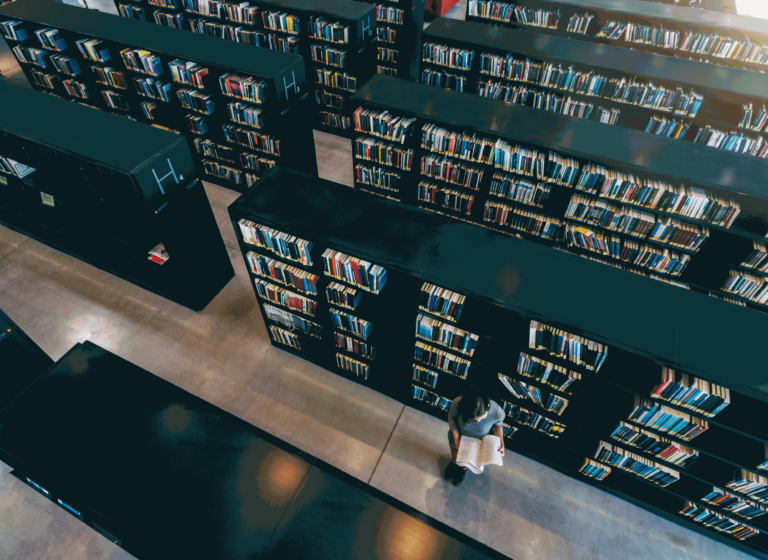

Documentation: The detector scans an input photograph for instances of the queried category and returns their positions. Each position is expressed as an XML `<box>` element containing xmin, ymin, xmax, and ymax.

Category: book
<box><xmin>455</xmin><ymin>434</ymin><xmax>504</xmax><ymax>474</ymax></box>
<box><xmin>580</xmin><ymin>458</ymin><xmax>611</xmax><ymax>480</ymax></box>
<box><xmin>148</xmin><ymin>243</ymin><xmax>169</xmax><ymax>264</ymax></box>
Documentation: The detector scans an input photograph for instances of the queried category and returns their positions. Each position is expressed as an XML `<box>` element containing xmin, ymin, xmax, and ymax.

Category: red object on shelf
<box><xmin>425</xmin><ymin>0</ymin><xmax>459</xmax><ymax>17</ymax></box>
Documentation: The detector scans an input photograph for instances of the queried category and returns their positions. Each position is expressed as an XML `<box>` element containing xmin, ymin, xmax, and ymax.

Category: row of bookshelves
<box><xmin>419</xmin><ymin>18</ymin><xmax>768</xmax><ymax>158</ymax></box>
<box><xmin>0</xmin><ymin>0</ymin><xmax>318</xmax><ymax>192</ymax></box>
<box><xmin>350</xmin><ymin>75</ymin><xmax>768</xmax><ymax>313</ymax></box>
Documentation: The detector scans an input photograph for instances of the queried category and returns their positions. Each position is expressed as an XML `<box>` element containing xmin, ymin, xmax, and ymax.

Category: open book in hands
<box><xmin>456</xmin><ymin>435</ymin><xmax>504</xmax><ymax>474</ymax></box>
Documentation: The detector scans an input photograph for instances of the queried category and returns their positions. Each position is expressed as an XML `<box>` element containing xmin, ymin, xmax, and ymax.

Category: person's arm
<box><xmin>492</xmin><ymin>424</ymin><xmax>505</xmax><ymax>456</ymax></box>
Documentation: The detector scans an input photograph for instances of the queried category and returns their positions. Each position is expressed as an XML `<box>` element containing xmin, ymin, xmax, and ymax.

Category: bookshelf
<box><xmin>230</xmin><ymin>166</ymin><xmax>768</xmax><ymax>557</ymax></box>
<box><xmin>111</xmin><ymin>0</ymin><xmax>378</xmax><ymax>138</ymax></box>
<box><xmin>463</xmin><ymin>0</ymin><xmax>768</xmax><ymax>74</ymax></box>
<box><xmin>0</xmin><ymin>0</ymin><xmax>317</xmax><ymax>193</ymax></box>
<box><xmin>368</xmin><ymin>0</ymin><xmax>424</xmax><ymax>80</ymax></box>
<box><xmin>0</xmin><ymin>308</ymin><xmax>53</xmax><ymax>412</ymax></box>
<box><xmin>350</xmin><ymin>74</ymin><xmax>768</xmax><ymax>314</ymax></box>
<box><xmin>420</xmin><ymin>17</ymin><xmax>768</xmax><ymax>151</ymax></box>
<box><xmin>0</xmin><ymin>80</ymin><xmax>234</xmax><ymax>311</ymax></box>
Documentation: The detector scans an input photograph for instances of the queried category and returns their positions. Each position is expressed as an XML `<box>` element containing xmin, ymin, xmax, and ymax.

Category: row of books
<box><xmin>722</xmin><ymin>271</ymin><xmax>768</xmax><ymax>306</ymax></box>
<box><xmin>354</xmin><ymin>137</ymin><xmax>414</xmax><ymax>170</ymax></box>
<box><xmin>645</xmin><ymin>115</ymin><xmax>690</xmax><ymax>139</ymax></box>
<box><xmin>153</xmin><ymin>11</ymin><xmax>184</xmax><ymax>29</ymax></box>
<box><xmin>220</xmin><ymin>73</ymin><xmax>266</xmax><ymax>104</ymax></box>
<box><xmin>422</xmin><ymin>43</ymin><xmax>474</xmax><ymax>70</ymax></box>
<box><xmin>484</xmin><ymin>201</ymin><xmax>561</xmax><ymax>239</ymax></box>
<box><xmin>596</xmin><ymin>21</ymin><xmax>768</xmax><ymax>68</ymax></box>
<box><xmin>419</xmin><ymin>282</ymin><xmax>465</xmax><ymax>322</ymax></box>
<box><xmin>377</xmin><ymin>26</ymin><xmax>397</xmax><ymax>45</ymax></box>
<box><xmin>580</xmin><ymin>458</ymin><xmax>611</xmax><ymax>480</ymax></box>
<box><xmin>594</xmin><ymin>442</ymin><xmax>680</xmax><ymax>487</ymax></box>
<box><xmin>422</xmin><ymin>125</ymin><xmax>494</xmax><ymax>164</ymax></box>
<box><xmin>310</xmin><ymin>45</ymin><xmax>346</xmax><ymax>69</ymax></box>
<box><xmin>227</xmin><ymin>101</ymin><xmax>263</xmax><ymax>129</ymax></box>
<box><xmin>183</xmin><ymin>0</ymin><xmax>257</xmax><ymax>25</ymax></box>
<box><xmin>120</xmin><ymin>48</ymin><xmax>163</xmax><ymax>76</ymax></box>
<box><xmin>316</xmin><ymin>68</ymin><xmax>357</xmax><ymax>93</ymax></box>
<box><xmin>222</xmin><ymin>125</ymin><xmax>281</xmax><ymax>156</ymax></box>
<box><xmin>118</xmin><ymin>4</ymin><xmax>145</xmax><ymax>20</ymax></box>
<box><xmin>414</xmin><ymin>341</ymin><xmax>471</xmax><ymax>378</ymax></box>
<box><xmin>92</xmin><ymin>65</ymin><xmax>127</xmax><ymax>89</ymax></box>
<box><xmin>565</xmin><ymin>225</ymin><xmax>691</xmax><ymax>276</ymax></box>
<box><xmin>261</xmin><ymin>11</ymin><xmax>299</xmax><ymax>34</ymax></box>
<box><xmin>728</xmin><ymin>472</ymin><xmax>768</xmax><ymax>506</ymax></box>
<box><xmin>134</xmin><ymin>77</ymin><xmax>171</xmax><ymax>102</ymax></box>
<box><xmin>177</xmin><ymin>88</ymin><xmax>214</xmax><ymax>114</ymax></box>
<box><xmin>377</xmin><ymin>47</ymin><xmax>398</xmax><ymax>64</ymax></box>
<box><xmin>0</xmin><ymin>20</ymin><xmax>27</xmax><ymax>41</ymax></box>
<box><xmin>651</xmin><ymin>368</ymin><xmax>731</xmax><ymax>418</ymax></box>
<box><xmin>610</xmin><ymin>422</ymin><xmax>698</xmax><ymax>468</ymax></box>
<box><xmin>680</xmin><ymin>502</ymin><xmax>760</xmax><ymax>541</ymax></box>
<box><xmin>255</xmin><ymin>278</ymin><xmax>317</xmax><ymax>316</ymax></box>
<box><xmin>421</xmin><ymin>155</ymin><xmax>484</xmax><ymax>191</ymax></box>
<box><xmin>498</xmin><ymin>374</ymin><xmax>569</xmax><ymax>415</ymax></box>
<box><xmin>701</xmin><ymin>490</ymin><xmax>767</xmax><ymax>520</ymax></box>
<box><xmin>264</xmin><ymin>303</ymin><xmax>322</xmax><ymax>337</ymax></box>
<box><xmin>336</xmin><ymin>353</ymin><xmax>370</xmax><ymax>379</ymax></box>
<box><xmin>376</xmin><ymin>6</ymin><xmax>404</xmax><ymax>25</ymax></box>
<box><xmin>75</xmin><ymin>38</ymin><xmax>110</xmax><ymax>63</ymax></box>
<box><xmin>566</xmin><ymin>195</ymin><xmax>709</xmax><ymax>250</ymax></box>
<box><xmin>309</xmin><ymin>16</ymin><xmax>349</xmax><ymax>44</ymax></box>
<box><xmin>320</xmin><ymin>112</ymin><xmax>351</xmax><ymax>130</ymax></box>
<box><xmin>0</xmin><ymin>156</ymin><xmax>34</xmax><ymax>179</ymax></box>
<box><xmin>247</xmin><ymin>251</ymin><xmax>320</xmax><ymax>295</ymax></box>
<box><xmin>417</xmin><ymin>181</ymin><xmax>475</xmax><ymax>215</ymax></box>
<box><xmin>478</xmin><ymin>55</ymin><xmax>703</xmax><ymax>118</ymax></box>
<box><xmin>269</xmin><ymin>325</ymin><xmax>301</xmax><ymax>349</ymax></box>
<box><xmin>329</xmin><ymin>309</ymin><xmax>372</xmax><ymax>340</ymax></box>
<box><xmin>501</xmin><ymin>399</ymin><xmax>565</xmax><ymax>438</ymax></box>
<box><xmin>353</xmin><ymin>108</ymin><xmax>417</xmax><ymax>144</ymax></box>
<box><xmin>201</xmin><ymin>160</ymin><xmax>259</xmax><ymax>186</ymax></box>
<box><xmin>412</xmin><ymin>384</ymin><xmax>452</xmax><ymax>411</ymax></box>
<box><xmin>739</xmin><ymin>103</ymin><xmax>767</xmax><ymax>133</ymax></box>
<box><xmin>413</xmin><ymin>364</ymin><xmax>439</xmax><ymax>388</ymax></box>
<box><xmin>169</xmin><ymin>59</ymin><xmax>208</xmax><ymax>88</ymax></box>
<box><xmin>421</xmin><ymin>68</ymin><xmax>467</xmax><ymax>92</ymax></box>
<box><xmin>741</xmin><ymin>241</ymin><xmax>768</xmax><ymax>273</ymax></box>
<box><xmin>355</xmin><ymin>164</ymin><xmax>401</xmax><ymax>192</ymax></box>
<box><xmin>188</xmin><ymin>18</ymin><xmax>269</xmax><ymax>45</ymax></box>
<box><xmin>12</xmin><ymin>46</ymin><xmax>47</xmax><ymax>68</ymax></box>
<box><xmin>237</xmin><ymin>219</ymin><xmax>313</xmax><ymax>265</ymax></box>
<box><xmin>326</xmin><ymin>282</ymin><xmax>361</xmax><ymax>310</ymax></box>
<box><xmin>529</xmin><ymin>321</ymin><xmax>608</xmax><ymax>372</ymax></box>
<box><xmin>693</xmin><ymin>126</ymin><xmax>768</xmax><ymax>159</ymax></box>
<box><xmin>102</xmin><ymin>90</ymin><xmax>130</xmax><ymax>111</ymax></box>
<box><xmin>34</xmin><ymin>27</ymin><xmax>66</xmax><ymax>51</ymax></box>
<box><xmin>336</xmin><ymin>332</ymin><xmax>375</xmax><ymax>360</ymax></box>
<box><xmin>239</xmin><ymin>152</ymin><xmax>275</xmax><ymax>173</ymax></box>
<box><xmin>186</xmin><ymin>114</ymin><xmax>208</xmax><ymax>134</ymax></box>
<box><xmin>194</xmin><ymin>138</ymin><xmax>236</xmax><ymax>163</ymax></box>
<box><xmin>29</xmin><ymin>69</ymin><xmax>59</xmax><ymax>89</ymax></box>
<box><xmin>316</xmin><ymin>90</ymin><xmax>345</xmax><ymax>110</ymax></box>
<box><xmin>415</xmin><ymin>314</ymin><xmax>478</xmax><ymax>356</ymax></box>
<box><xmin>515</xmin><ymin>354</ymin><xmax>581</xmax><ymax>394</ymax></box>
<box><xmin>629</xmin><ymin>396</ymin><xmax>709</xmax><ymax>442</ymax></box>
<box><xmin>566</xmin><ymin>12</ymin><xmax>593</xmax><ymax>35</ymax></box>
<box><xmin>467</xmin><ymin>1</ymin><xmax>560</xmax><ymax>29</ymax></box>
<box><xmin>321</xmin><ymin>248</ymin><xmax>387</xmax><ymax>294</ymax></box>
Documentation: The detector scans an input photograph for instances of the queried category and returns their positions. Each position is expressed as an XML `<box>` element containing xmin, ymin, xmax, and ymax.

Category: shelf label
<box><xmin>40</xmin><ymin>192</ymin><xmax>54</xmax><ymax>207</ymax></box>
<box><xmin>151</xmin><ymin>158</ymin><xmax>179</xmax><ymax>195</ymax></box>
<box><xmin>283</xmin><ymin>71</ymin><xmax>298</xmax><ymax>99</ymax></box>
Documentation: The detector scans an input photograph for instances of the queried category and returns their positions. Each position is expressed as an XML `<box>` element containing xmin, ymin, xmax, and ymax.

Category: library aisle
<box><xmin>0</xmin><ymin>129</ymin><xmax>752</xmax><ymax>560</ymax></box>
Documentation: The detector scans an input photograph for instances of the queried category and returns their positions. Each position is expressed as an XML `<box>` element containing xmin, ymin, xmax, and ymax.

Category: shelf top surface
<box><xmin>231</xmin><ymin>167</ymin><xmax>768</xmax><ymax>399</ymax></box>
<box><xmin>259</xmin><ymin>0</ymin><xmax>377</xmax><ymax>20</ymax></box>
<box><xmin>0</xmin><ymin>341</ymin><xmax>316</xmax><ymax>559</ymax></box>
<box><xmin>228</xmin><ymin>167</ymin><xmax>451</xmax><ymax>275</ymax></box>
<box><xmin>0</xmin><ymin>0</ymin><xmax>305</xmax><ymax>79</ymax></box>
<box><xmin>353</xmin><ymin>75</ymin><xmax>768</xmax><ymax>201</ymax></box>
<box><xmin>0</xmin><ymin>81</ymin><xmax>184</xmax><ymax>173</ymax></box>
<box><xmin>424</xmin><ymin>17</ymin><xmax>768</xmax><ymax>100</ymax></box>
<box><xmin>533</xmin><ymin>0</ymin><xmax>768</xmax><ymax>37</ymax></box>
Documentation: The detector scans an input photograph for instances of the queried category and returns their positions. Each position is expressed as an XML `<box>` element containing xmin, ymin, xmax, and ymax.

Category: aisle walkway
<box><xmin>0</xmin><ymin>130</ymin><xmax>752</xmax><ymax>560</ymax></box>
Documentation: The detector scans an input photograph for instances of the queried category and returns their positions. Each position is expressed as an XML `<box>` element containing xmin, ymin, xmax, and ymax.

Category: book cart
<box><xmin>420</xmin><ymin>17</ymin><xmax>768</xmax><ymax>148</ymax></box>
<box><xmin>350</xmin><ymin>75</ymin><xmax>768</xmax><ymax>313</ymax></box>
<box><xmin>463</xmin><ymin>0</ymin><xmax>768</xmax><ymax>74</ymax></box>
<box><xmin>111</xmin><ymin>0</ymin><xmax>377</xmax><ymax>137</ymax></box>
<box><xmin>0</xmin><ymin>80</ymin><xmax>234</xmax><ymax>311</ymax></box>
<box><xmin>230</xmin><ymin>165</ymin><xmax>768</xmax><ymax>558</ymax></box>
<box><xmin>0</xmin><ymin>0</ymin><xmax>317</xmax><ymax>193</ymax></box>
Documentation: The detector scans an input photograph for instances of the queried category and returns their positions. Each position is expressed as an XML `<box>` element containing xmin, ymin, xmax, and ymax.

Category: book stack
<box><xmin>593</xmin><ymin>441</ymin><xmax>680</xmax><ymax>487</ymax></box>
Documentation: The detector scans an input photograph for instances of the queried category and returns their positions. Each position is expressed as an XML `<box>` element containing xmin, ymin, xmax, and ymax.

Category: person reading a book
<box><xmin>445</xmin><ymin>392</ymin><xmax>505</xmax><ymax>485</ymax></box>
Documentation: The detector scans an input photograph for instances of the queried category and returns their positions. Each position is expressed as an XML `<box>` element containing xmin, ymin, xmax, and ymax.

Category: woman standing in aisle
<box><xmin>445</xmin><ymin>392</ymin><xmax>506</xmax><ymax>485</ymax></box>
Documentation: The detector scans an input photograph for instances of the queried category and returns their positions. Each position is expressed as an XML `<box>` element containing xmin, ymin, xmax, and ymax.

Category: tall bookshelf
<box><xmin>463</xmin><ymin>0</ymin><xmax>768</xmax><ymax>74</ymax></box>
<box><xmin>420</xmin><ymin>17</ymin><xmax>768</xmax><ymax>151</ymax></box>
<box><xmin>230</xmin><ymin>166</ymin><xmax>768</xmax><ymax>558</ymax></box>
<box><xmin>369</xmin><ymin>0</ymin><xmax>424</xmax><ymax>80</ymax></box>
<box><xmin>0</xmin><ymin>308</ymin><xmax>53</xmax><ymax>412</ymax></box>
<box><xmin>0</xmin><ymin>0</ymin><xmax>317</xmax><ymax>193</ymax></box>
<box><xmin>0</xmin><ymin>80</ymin><xmax>234</xmax><ymax>311</ymax></box>
<box><xmin>350</xmin><ymin>74</ymin><xmax>768</xmax><ymax>313</ymax></box>
<box><xmin>111</xmin><ymin>0</ymin><xmax>377</xmax><ymax>137</ymax></box>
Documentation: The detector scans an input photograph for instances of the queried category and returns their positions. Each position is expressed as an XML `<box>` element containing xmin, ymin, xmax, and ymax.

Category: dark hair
<box><xmin>458</xmin><ymin>392</ymin><xmax>491</xmax><ymax>420</ymax></box>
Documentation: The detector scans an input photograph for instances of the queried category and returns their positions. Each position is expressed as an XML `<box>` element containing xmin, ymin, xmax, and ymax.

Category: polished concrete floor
<box><xmin>0</xmin><ymin>8</ymin><xmax>755</xmax><ymax>560</ymax></box>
